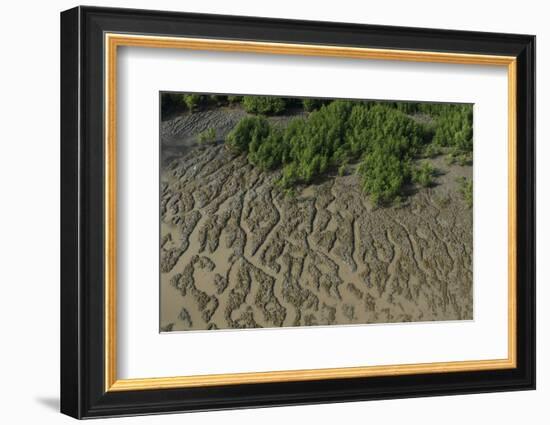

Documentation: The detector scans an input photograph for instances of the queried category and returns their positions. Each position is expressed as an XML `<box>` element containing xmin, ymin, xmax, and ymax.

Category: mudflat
<box><xmin>160</xmin><ymin>108</ymin><xmax>473</xmax><ymax>332</ymax></box>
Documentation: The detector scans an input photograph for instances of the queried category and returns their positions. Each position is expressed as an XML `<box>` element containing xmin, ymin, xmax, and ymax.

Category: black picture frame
<box><xmin>61</xmin><ymin>5</ymin><xmax>535</xmax><ymax>419</ymax></box>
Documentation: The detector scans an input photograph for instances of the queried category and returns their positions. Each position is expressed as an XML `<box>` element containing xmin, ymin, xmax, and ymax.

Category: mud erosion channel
<box><xmin>160</xmin><ymin>109</ymin><xmax>473</xmax><ymax>332</ymax></box>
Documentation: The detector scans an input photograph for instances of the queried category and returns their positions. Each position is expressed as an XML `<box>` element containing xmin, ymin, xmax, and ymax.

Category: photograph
<box><xmin>159</xmin><ymin>93</ymin><xmax>474</xmax><ymax>332</ymax></box>
<box><xmin>56</xmin><ymin>3</ymin><xmax>536</xmax><ymax>419</ymax></box>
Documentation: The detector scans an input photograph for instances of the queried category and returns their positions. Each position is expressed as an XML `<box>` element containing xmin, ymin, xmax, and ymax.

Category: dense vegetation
<box><xmin>225</xmin><ymin>98</ymin><xmax>472</xmax><ymax>204</ymax></box>
<box><xmin>411</xmin><ymin>162</ymin><xmax>437</xmax><ymax>188</ymax></box>
<box><xmin>161</xmin><ymin>93</ymin><xmax>473</xmax><ymax>206</ymax></box>
<box><xmin>241</xmin><ymin>96</ymin><xmax>287</xmax><ymax>115</ymax></box>
<box><xmin>161</xmin><ymin>93</ymin><xmax>234</xmax><ymax>115</ymax></box>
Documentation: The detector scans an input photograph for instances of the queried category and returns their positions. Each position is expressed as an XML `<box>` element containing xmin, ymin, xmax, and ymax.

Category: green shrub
<box><xmin>338</xmin><ymin>162</ymin><xmax>348</xmax><ymax>176</ymax></box>
<box><xmin>348</xmin><ymin>104</ymin><xmax>426</xmax><ymax>203</ymax></box>
<box><xmin>183</xmin><ymin>94</ymin><xmax>202</xmax><ymax>111</ymax></box>
<box><xmin>302</xmin><ymin>98</ymin><xmax>325</xmax><ymax>112</ymax></box>
<box><xmin>198</xmin><ymin>128</ymin><xmax>216</xmax><ymax>144</ymax></box>
<box><xmin>284</xmin><ymin>188</ymin><xmax>296</xmax><ymax>197</ymax></box>
<box><xmin>279</xmin><ymin>162</ymin><xmax>300</xmax><ymax>189</ymax></box>
<box><xmin>242</xmin><ymin>96</ymin><xmax>286</xmax><ymax>115</ymax></box>
<box><xmin>391</xmin><ymin>102</ymin><xmax>419</xmax><ymax>115</ymax></box>
<box><xmin>445</xmin><ymin>148</ymin><xmax>473</xmax><ymax>166</ymax></box>
<box><xmin>457</xmin><ymin>176</ymin><xmax>473</xmax><ymax>208</ymax></box>
<box><xmin>225</xmin><ymin>116</ymin><xmax>271</xmax><ymax>153</ymax></box>
<box><xmin>432</xmin><ymin>104</ymin><xmax>473</xmax><ymax>151</ymax></box>
<box><xmin>248</xmin><ymin>128</ymin><xmax>287</xmax><ymax>170</ymax></box>
<box><xmin>412</xmin><ymin>162</ymin><xmax>436</xmax><ymax>187</ymax></box>
<box><xmin>456</xmin><ymin>151</ymin><xmax>473</xmax><ymax>166</ymax></box>
<box><xmin>357</xmin><ymin>144</ymin><xmax>410</xmax><ymax>205</ymax></box>
<box><xmin>422</xmin><ymin>143</ymin><xmax>442</xmax><ymax>158</ymax></box>
<box><xmin>278</xmin><ymin>101</ymin><xmax>352</xmax><ymax>186</ymax></box>
<box><xmin>346</xmin><ymin>103</ymin><xmax>426</xmax><ymax>159</ymax></box>
<box><xmin>445</xmin><ymin>153</ymin><xmax>455</xmax><ymax>165</ymax></box>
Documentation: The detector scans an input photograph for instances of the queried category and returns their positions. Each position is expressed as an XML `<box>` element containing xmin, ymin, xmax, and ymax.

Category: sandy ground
<box><xmin>159</xmin><ymin>109</ymin><xmax>473</xmax><ymax>332</ymax></box>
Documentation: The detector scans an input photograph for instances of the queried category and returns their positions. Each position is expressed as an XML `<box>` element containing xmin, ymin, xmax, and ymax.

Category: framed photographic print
<box><xmin>60</xmin><ymin>6</ymin><xmax>536</xmax><ymax>419</ymax></box>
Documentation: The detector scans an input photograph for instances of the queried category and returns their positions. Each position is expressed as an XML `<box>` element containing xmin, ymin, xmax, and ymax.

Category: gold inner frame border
<box><xmin>104</xmin><ymin>33</ymin><xmax>517</xmax><ymax>392</ymax></box>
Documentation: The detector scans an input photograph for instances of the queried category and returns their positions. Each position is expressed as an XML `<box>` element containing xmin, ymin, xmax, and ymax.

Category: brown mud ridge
<box><xmin>160</xmin><ymin>110</ymin><xmax>473</xmax><ymax>332</ymax></box>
